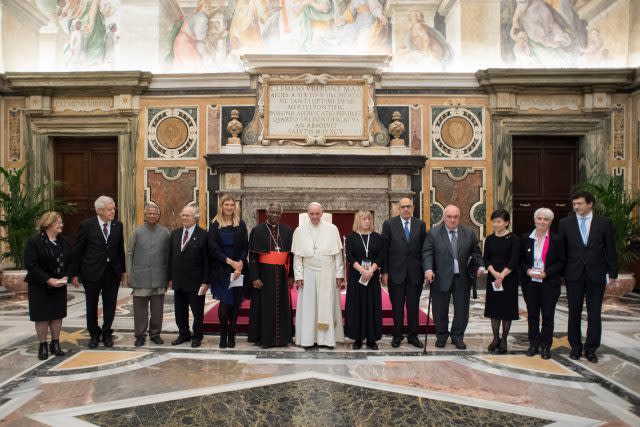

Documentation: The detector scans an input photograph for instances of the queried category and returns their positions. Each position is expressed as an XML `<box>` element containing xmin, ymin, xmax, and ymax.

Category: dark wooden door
<box><xmin>512</xmin><ymin>136</ymin><xmax>578</xmax><ymax>235</ymax></box>
<box><xmin>54</xmin><ymin>137</ymin><xmax>118</xmax><ymax>243</ymax></box>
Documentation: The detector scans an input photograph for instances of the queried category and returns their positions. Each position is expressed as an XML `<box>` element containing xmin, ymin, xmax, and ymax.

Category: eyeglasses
<box><xmin>400</xmin><ymin>205</ymin><xmax>412</xmax><ymax>209</ymax></box>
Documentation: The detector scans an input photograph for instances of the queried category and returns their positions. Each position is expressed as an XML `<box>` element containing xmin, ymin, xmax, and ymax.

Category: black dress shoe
<box><xmin>497</xmin><ymin>338</ymin><xmax>507</xmax><ymax>354</ymax></box>
<box><xmin>227</xmin><ymin>333</ymin><xmax>236</xmax><ymax>348</ymax></box>
<box><xmin>88</xmin><ymin>336</ymin><xmax>100</xmax><ymax>349</ymax></box>
<box><xmin>540</xmin><ymin>347</ymin><xmax>551</xmax><ymax>360</ymax></box>
<box><xmin>569</xmin><ymin>348</ymin><xmax>581</xmax><ymax>360</ymax></box>
<box><xmin>38</xmin><ymin>342</ymin><xmax>49</xmax><ymax>360</ymax></box>
<box><xmin>134</xmin><ymin>337</ymin><xmax>145</xmax><ymax>347</ymax></box>
<box><xmin>453</xmin><ymin>340</ymin><xmax>467</xmax><ymax>350</ymax></box>
<box><xmin>191</xmin><ymin>339</ymin><xmax>202</xmax><ymax>348</ymax></box>
<box><xmin>584</xmin><ymin>351</ymin><xmax>598</xmax><ymax>363</ymax></box>
<box><xmin>366</xmin><ymin>341</ymin><xmax>379</xmax><ymax>350</ymax></box>
<box><xmin>171</xmin><ymin>335</ymin><xmax>191</xmax><ymax>346</ymax></box>
<box><xmin>150</xmin><ymin>336</ymin><xmax>164</xmax><ymax>345</ymax></box>
<box><xmin>49</xmin><ymin>340</ymin><xmax>65</xmax><ymax>356</ymax></box>
<box><xmin>435</xmin><ymin>338</ymin><xmax>447</xmax><ymax>348</ymax></box>
<box><xmin>352</xmin><ymin>340</ymin><xmax>362</xmax><ymax>350</ymax></box>
<box><xmin>526</xmin><ymin>344</ymin><xmax>539</xmax><ymax>357</ymax></box>
<box><xmin>102</xmin><ymin>335</ymin><xmax>114</xmax><ymax>348</ymax></box>
<box><xmin>219</xmin><ymin>334</ymin><xmax>228</xmax><ymax>349</ymax></box>
<box><xmin>408</xmin><ymin>336</ymin><xmax>424</xmax><ymax>349</ymax></box>
<box><xmin>391</xmin><ymin>337</ymin><xmax>402</xmax><ymax>348</ymax></box>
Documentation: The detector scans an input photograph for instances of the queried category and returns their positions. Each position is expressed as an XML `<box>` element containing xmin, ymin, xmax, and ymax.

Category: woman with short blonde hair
<box><xmin>24</xmin><ymin>211</ymin><xmax>72</xmax><ymax>360</ymax></box>
<box><xmin>352</xmin><ymin>210</ymin><xmax>374</xmax><ymax>232</ymax></box>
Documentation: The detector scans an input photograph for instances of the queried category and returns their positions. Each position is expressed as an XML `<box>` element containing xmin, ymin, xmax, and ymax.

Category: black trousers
<box><xmin>522</xmin><ymin>281</ymin><xmax>560</xmax><ymax>348</ymax></box>
<box><xmin>174</xmin><ymin>289</ymin><xmax>205</xmax><ymax>340</ymax></box>
<box><xmin>388</xmin><ymin>278</ymin><xmax>422</xmax><ymax>338</ymax></box>
<box><xmin>566</xmin><ymin>273</ymin><xmax>606</xmax><ymax>353</ymax></box>
<box><xmin>83</xmin><ymin>267</ymin><xmax>120</xmax><ymax>338</ymax></box>
<box><xmin>432</xmin><ymin>275</ymin><xmax>470</xmax><ymax>342</ymax></box>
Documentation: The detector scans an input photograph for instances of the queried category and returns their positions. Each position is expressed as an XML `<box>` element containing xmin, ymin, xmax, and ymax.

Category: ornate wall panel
<box><xmin>220</xmin><ymin>106</ymin><xmax>254</xmax><ymax>146</ymax></box>
<box><xmin>145</xmin><ymin>167</ymin><xmax>198</xmax><ymax>231</ymax></box>
<box><xmin>431</xmin><ymin>106</ymin><xmax>484</xmax><ymax>159</ymax></box>
<box><xmin>409</xmin><ymin>105</ymin><xmax>423</xmax><ymax>153</ymax></box>
<box><xmin>612</xmin><ymin>104</ymin><xmax>625</xmax><ymax>160</ymax></box>
<box><xmin>206</xmin><ymin>105</ymin><xmax>221</xmax><ymax>154</ymax></box>
<box><xmin>146</xmin><ymin>107</ymin><xmax>198</xmax><ymax>159</ymax></box>
<box><xmin>430</xmin><ymin>167</ymin><xmax>486</xmax><ymax>239</ymax></box>
<box><xmin>8</xmin><ymin>108</ymin><xmax>22</xmax><ymax>162</ymax></box>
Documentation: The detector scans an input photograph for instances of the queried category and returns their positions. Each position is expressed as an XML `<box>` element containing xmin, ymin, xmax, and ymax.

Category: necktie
<box><xmin>450</xmin><ymin>230</ymin><xmax>458</xmax><ymax>258</ymax></box>
<box><xmin>182</xmin><ymin>229</ymin><xmax>189</xmax><ymax>248</ymax></box>
<box><xmin>579</xmin><ymin>217</ymin><xmax>588</xmax><ymax>244</ymax></box>
<box><xmin>102</xmin><ymin>222</ymin><xmax>109</xmax><ymax>240</ymax></box>
<box><xmin>404</xmin><ymin>220</ymin><xmax>410</xmax><ymax>241</ymax></box>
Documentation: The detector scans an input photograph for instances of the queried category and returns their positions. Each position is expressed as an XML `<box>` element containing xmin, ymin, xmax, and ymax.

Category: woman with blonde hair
<box><xmin>344</xmin><ymin>210</ymin><xmax>384</xmax><ymax>350</ymax></box>
<box><xmin>207</xmin><ymin>194</ymin><xmax>248</xmax><ymax>348</ymax></box>
<box><xmin>24</xmin><ymin>211</ymin><xmax>72</xmax><ymax>360</ymax></box>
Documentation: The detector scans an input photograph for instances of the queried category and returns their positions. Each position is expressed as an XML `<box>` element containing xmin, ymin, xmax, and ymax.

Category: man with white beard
<box><xmin>292</xmin><ymin>202</ymin><xmax>345</xmax><ymax>349</ymax></box>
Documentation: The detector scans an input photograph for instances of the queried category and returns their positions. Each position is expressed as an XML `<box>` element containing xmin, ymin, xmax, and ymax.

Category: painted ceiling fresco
<box><xmin>7</xmin><ymin>0</ymin><xmax>635</xmax><ymax>72</ymax></box>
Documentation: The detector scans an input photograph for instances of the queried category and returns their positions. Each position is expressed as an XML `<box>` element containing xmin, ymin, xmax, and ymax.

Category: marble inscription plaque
<box><xmin>267</xmin><ymin>84</ymin><xmax>365</xmax><ymax>139</ymax></box>
<box><xmin>517</xmin><ymin>96</ymin><xmax>580</xmax><ymax>111</ymax></box>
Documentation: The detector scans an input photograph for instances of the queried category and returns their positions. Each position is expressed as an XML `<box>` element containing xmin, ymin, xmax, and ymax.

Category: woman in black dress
<box><xmin>520</xmin><ymin>208</ymin><xmax>564</xmax><ymax>359</ymax></box>
<box><xmin>483</xmin><ymin>209</ymin><xmax>520</xmax><ymax>354</ymax></box>
<box><xmin>345</xmin><ymin>210</ymin><xmax>383</xmax><ymax>350</ymax></box>
<box><xmin>24</xmin><ymin>211</ymin><xmax>72</xmax><ymax>360</ymax></box>
<box><xmin>208</xmin><ymin>194</ymin><xmax>248</xmax><ymax>349</ymax></box>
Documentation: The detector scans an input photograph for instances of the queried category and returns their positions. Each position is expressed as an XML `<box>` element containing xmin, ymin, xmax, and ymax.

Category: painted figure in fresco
<box><xmin>229</xmin><ymin>0</ymin><xmax>271</xmax><ymax>54</ymax></box>
<box><xmin>67</xmin><ymin>19</ymin><xmax>85</xmax><ymax>67</ymax></box>
<box><xmin>59</xmin><ymin>0</ymin><xmax>107</xmax><ymax>68</ymax></box>
<box><xmin>293</xmin><ymin>0</ymin><xmax>334</xmax><ymax>51</ymax></box>
<box><xmin>579</xmin><ymin>28</ymin><xmax>608</xmax><ymax>66</ymax></box>
<box><xmin>397</xmin><ymin>10</ymin><xmax>452</xmax><ymax>69</ymax></box>
<box><xmin>510</xmin><ymin>0</ymin><xmax>577</xmax><ymax>65</ymax></box>
<box><xmin>103</xmin><ymin>22</ymin><xmax>118</xmax><ymax>66</ymax></box>
<box><xmin>339</xmin><ymin>0</ymin><xmax>388</xmax><ymax>51</ymax></box>
<box><xmin>173</xmin><ymin>12</ymin><xmax>210</xmax><ymax>69</ymax></box>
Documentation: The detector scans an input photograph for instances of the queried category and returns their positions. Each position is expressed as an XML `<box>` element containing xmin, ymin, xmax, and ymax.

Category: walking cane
<box><xmin>423</xmin><ymin>282</ymin><xmax>432</xmax><ymax>355</ymax></box>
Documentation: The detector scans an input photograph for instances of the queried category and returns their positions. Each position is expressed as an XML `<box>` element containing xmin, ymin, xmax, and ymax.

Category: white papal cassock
<box><xmin>292</xmin><ymin>221</ymin><xmax>344</xmax><ymax>347</ymax></box>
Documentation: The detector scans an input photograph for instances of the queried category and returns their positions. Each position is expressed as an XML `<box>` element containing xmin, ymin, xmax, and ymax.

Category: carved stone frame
<box><xmin>23</xmin><ymin>113</ymin><xmax>139</xmax><ymax>240</ymax></box>
<box><xmin>491</xmin><ymin>113</ymin><xmax>610</xmax><ymax>219</ymax></box>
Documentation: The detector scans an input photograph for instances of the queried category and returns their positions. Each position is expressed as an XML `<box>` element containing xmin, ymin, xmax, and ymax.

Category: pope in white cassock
<box><xmin>292</xmin><ymin>202</ymin><xmax>345</xmax><ymax>348</ymax></box>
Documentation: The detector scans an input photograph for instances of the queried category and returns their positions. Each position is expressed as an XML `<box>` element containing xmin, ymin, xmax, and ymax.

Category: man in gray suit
<box><xmin>126</xmin><ymin>203</ymin><xmax>170</xmax><ymax>347</ymax></box>
<box><xmin>422</xmin><ymin>204</ymin><xmax>481</xmax><ymax>349</ymax></box>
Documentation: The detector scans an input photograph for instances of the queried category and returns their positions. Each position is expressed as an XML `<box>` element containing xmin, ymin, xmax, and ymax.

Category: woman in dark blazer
<box><xmin>24</xmin><ymin>212</ymin><xmax>72</xmax><ymax>360</ymax></box>
<box><xmin>520</xmin><ymin>207</ymin><xmax>565</xmax><ymax>360</ymax></box>
<box><xmin>208</xmin><ymin>194</ymin><xmax>248</xmax><ymax>349</ymax></box>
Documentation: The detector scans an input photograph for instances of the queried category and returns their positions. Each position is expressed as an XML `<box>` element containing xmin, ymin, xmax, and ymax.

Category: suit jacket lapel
<box><xmin>397</xmin><ymin>217</ymin><xmax>408</xmax><ymax>243</ymax></box>
<box><xmin>585</xmin><ymin>215</ymin><xmax>598</xmax><ymax>247</ymax></box>
<box><xmin>183</xmin><ymin>227</ymin><xmax>200</xmax><ymax>252</ymax></box>
<box><xmin>571</xmin><ymin>215</ymin><xmax>588</xmax><ymax>247</ymax></box>
<box><xmin>441</xmin><ymin>226</ymin><xmax>454</xmax><ymax>257</ymax></box>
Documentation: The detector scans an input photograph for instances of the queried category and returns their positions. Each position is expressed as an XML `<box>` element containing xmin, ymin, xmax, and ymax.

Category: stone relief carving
<box><xmin>612</xmin><ymin>104</ymin><xmax>624</xmax><ymax>160</ymax></box>
<box><xmin>243</xmin><ymin>73</ymin><xmax>389</xmax><ymax>148</ymax></box>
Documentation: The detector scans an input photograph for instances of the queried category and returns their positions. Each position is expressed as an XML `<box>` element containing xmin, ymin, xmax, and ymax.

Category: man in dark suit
<box><xmin>558</xmin><ymin>190</ymin><xmax>617</xmax><ymax>363</ymax></box>
<box><xmin>168</xmin><ymin>204</ymin><xmax>209</xmax><ymax>348</ymax></box>
<box><xmin>382</xmin><ymin>197</ymin><xmax>427</xmax><ymax>348</ymax></box>
<box><xmin>422</xmin><ymin>204</ymin><xmax>481</xmax><ymax>349</ymax></box>
<box><xmin>71</xmin><ymin>196</ymin><xmax>125</xmax><ymax>348</ymax></box>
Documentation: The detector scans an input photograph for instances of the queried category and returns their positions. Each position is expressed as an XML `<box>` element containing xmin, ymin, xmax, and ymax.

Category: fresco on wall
<box><xmin>40</xmin><ymin>0</ymin><xmax>120</xmax><ymax>69</ymax></box>
<box><xmin>18</xmin><ymin>0</ymin><xmax>632</xmax><ymax>72</ymax></box>
<box><xmin>501</xmin><ymin>0</ymin><xmax>612</xmax><ymax>67</ymax></box>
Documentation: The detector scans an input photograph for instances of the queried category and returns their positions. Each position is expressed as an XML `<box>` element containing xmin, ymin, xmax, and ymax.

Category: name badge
<box><xmin>361</xmin><ymin>260</ymin><xmax>372</xmax><ymax>270</ymax></box>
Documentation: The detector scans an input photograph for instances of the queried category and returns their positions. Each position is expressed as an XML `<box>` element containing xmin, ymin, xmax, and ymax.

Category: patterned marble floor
<box><xmin>0</xmin><ymin>285</ymin><xmax>638</xmax><ymax>426</ymax></box>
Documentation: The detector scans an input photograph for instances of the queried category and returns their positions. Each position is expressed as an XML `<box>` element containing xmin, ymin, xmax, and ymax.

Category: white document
<box><xmin>228</xmin><ymin>274</ymin><xmax>244</xmax><ymax>289</ymax></box>
<box><xmin>491</xmin><ymin>282</ymin><xmax>504</xmax><ymax>292</ymax></box>
<box><xmin>358</xmin><ymin>276</ymin><xmax>369</xmax><ymax>286</ymax></box>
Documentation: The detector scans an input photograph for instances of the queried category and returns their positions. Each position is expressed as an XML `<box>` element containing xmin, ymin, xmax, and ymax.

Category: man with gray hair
<box><xmin>71</xmin><ymin>195</ymin><xmax>126</xmax><ymax>348</ymax></box>
<box><xmin>126</xmin><ymin>203</ymin><xmax>170</xmax><ymax>347</ymax></box>
<box><xmin>168</xmin><ymin>204</ymin><xmax>209</xmax><ymax>348</ymax></box>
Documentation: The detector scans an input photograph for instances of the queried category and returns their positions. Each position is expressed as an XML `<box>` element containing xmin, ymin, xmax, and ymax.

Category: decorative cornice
<box><xmin>476</xmin><ymin>68</ymin><xmax>636</xmax><ymax>93</ymax></box>
<box><xmin>381</xmin><ymin>72</ymin><xmax>479</xmax><ymax>89</ymax></box>
<box><xmin>4</xmin><ymin>0</ymin><xmax>50</xmax><ymax>26</ymax></box>
<box><xmin>206</xmin><ymin>153</ymin><xmax>427</xmax><ymax>175</ymax></box>
<box><xmin>4</xmin><ymin>71</ymin><xmax>153</xmax><ymax>96</ymax></box>
<box><xmin>148</xmin><ymin>73</ymin><xmax>251</xmax><ymax>91</ymax></box>
<box><xmin>240</xmin><ymin>55</ymin><xmax>392</xmax><ymax>75</ymax></box>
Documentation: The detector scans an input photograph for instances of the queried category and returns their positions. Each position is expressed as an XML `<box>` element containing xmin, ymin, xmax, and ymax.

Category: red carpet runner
<box><xmin>203</xmin><ymin>288</ymin><xmax>435</xmax><ymax>335</ymax></box>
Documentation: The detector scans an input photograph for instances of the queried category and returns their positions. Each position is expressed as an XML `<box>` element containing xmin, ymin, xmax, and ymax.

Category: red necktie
<box><xmin>182</xmin><ymin>229</ymin><xmax>189</xmax><ymax>248</ymax></box>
